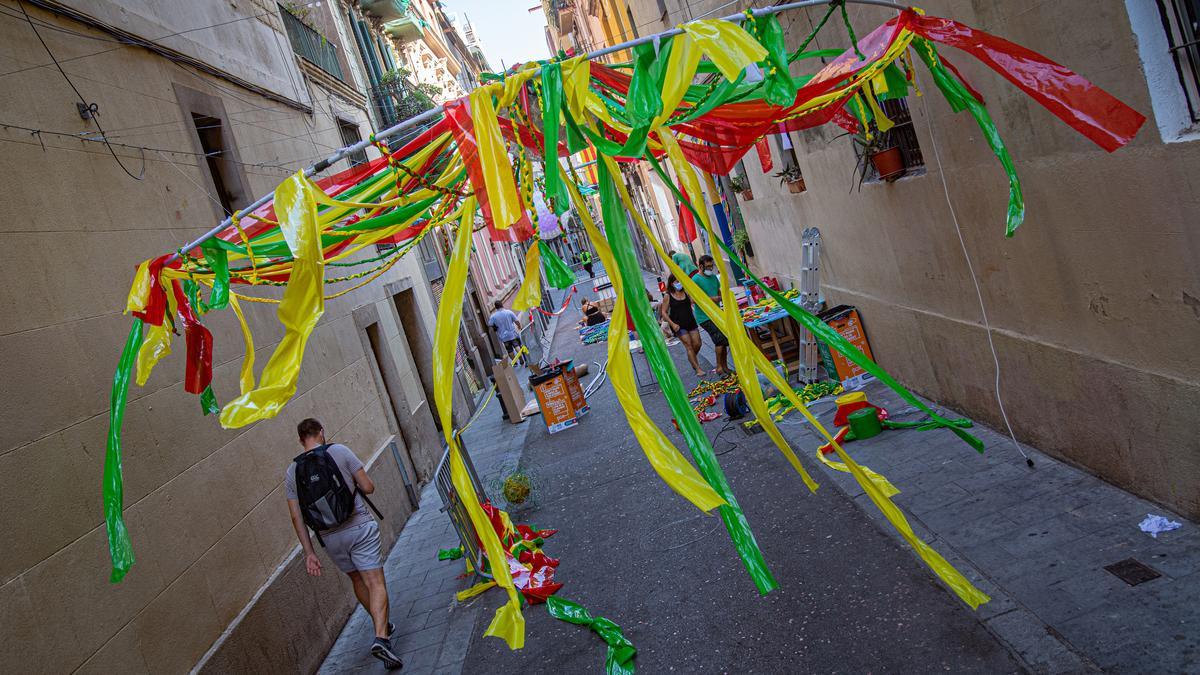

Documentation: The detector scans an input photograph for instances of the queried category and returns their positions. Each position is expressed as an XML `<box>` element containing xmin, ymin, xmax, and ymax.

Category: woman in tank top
<box><xmin>659</xmin><ymin>273</ymin><xmax>706</xmax><ymax>377</ymax></box>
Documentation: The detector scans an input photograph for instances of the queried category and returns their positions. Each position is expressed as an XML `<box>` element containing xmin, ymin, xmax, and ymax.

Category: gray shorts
<box><xmin>322</xmin><ymin>520</ymin><xmax>383</xmax><ymax>573</ymax></box>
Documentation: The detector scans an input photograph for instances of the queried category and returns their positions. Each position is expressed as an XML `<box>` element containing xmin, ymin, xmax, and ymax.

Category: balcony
<box><xmin>383</xmin><ymin>14</ymin><xmax>425</xmax><ymax>44</ymax></box>
<box><xmin>369</xmin><ymin>76</ymin><xmax>437</xmax><ymax>129</ymax></box>
<box><xmin>360</xmin><ymin>0</ymin><xmax>409</xmax><ymax>22</ymax></box>
<box><xmin>279</xmin><ymin>4</ymin><xmax>344</xmax><ymax>82</ymax></box>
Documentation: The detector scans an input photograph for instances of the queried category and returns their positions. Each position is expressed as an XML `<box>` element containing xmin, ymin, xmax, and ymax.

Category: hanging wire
<box><xmin>16</xmin><ymin>0</ymin><xmax>144</xmax><ymax>180</ymax></box>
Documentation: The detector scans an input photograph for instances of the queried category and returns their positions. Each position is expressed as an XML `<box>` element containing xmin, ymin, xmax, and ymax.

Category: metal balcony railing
<box><xmin>279</xmin><ymin>4</ymin><xmax>345</xmax><ymax>82</ymax></box>
<box><xmin>369</xmin><ymin>77</ymin><xmax>437</xmax><ymax>129</ymax></box>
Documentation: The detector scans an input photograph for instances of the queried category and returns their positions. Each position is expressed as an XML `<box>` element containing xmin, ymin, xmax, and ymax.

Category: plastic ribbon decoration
<box><xmin>564</xmin><ymin>169</ymin><xmax>725</xmax><ymax>514</ymax></box>
<box><xmin>101</xmin><ymin>7</ymin><xmax>1147</xmax><ymax>604</ymax></box>
<box><xmin>546</xmin><ymin>596</ymin><xmax>636</xmax><ymax>675</ymax></box>
<box><xmin>597</xmin><ymin>158</ymin><xmax>777</xmax><ymax>594</ymax></box>
<box><xmin>539</xmin><ymin>241</ymin><xmax>574</xmax><ymax>289</ymax></box>
<box><xmin>104</xmin><ymin>319</ymin><xmax>143</xmax><ymax>582</ymax></box>
<box><xmin>641</xmin><ymin>158</ymin><xmax>988</xmax><ymax>608</ymax></box>
<box><xmin>220</xmin><ymin>172</ymin><xmax>326</xmax><ymax>429</ymax></box>
<box><xmin>511</xmin><ymin>242</ymin><xmax>543</xmax><ymax>312</ymax></box>
<box><xmin>433</xmin><ymin>196</ymin><xmax>525</xmax><ymax>649</ymax></box>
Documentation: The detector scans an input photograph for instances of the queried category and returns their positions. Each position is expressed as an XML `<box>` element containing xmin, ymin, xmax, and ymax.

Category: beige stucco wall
<box><xmin>0</xmin><ymin>5</ymin><xmax>449</xmax><ymax>672</ymax></box>
<box><xmin>731</xmin><ymin>2</ymin><xmax>1200</xmax><ymax>518</ymax></box>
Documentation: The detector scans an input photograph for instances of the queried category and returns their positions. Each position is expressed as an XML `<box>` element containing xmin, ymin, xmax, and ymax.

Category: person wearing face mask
<box><xmin>692</xmin><ymin>255</ymin><xmax>730</xmax><ymax>375</ymax></box>
<box><xmin>659</xmin><ymin>273</ymin><xmax>706</xmax><ymax>377</ymax></box>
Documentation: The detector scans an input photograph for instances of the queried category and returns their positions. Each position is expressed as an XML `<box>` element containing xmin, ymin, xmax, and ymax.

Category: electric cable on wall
<box><xmin>915</xmin><ymin>72</ymin><xmax>1034</xmax><ymax>468</ymax></box>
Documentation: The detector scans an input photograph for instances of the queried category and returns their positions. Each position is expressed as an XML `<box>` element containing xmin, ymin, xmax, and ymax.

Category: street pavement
<box><xmin>321</xmin><ymin>267</ymin><xmax>1197</xmax><ymax>673</ymax></box>
<box><xmin>461</xmin><ymin>275</ymin><xmax>1019</xmax><ymax>674</ymax></box>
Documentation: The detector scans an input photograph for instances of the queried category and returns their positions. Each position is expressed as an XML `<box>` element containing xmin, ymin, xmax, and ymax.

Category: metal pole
<box><xmin>168</xmin><ymin>0</ymin><xmax>905</xmax><ymax>263</ymax></box>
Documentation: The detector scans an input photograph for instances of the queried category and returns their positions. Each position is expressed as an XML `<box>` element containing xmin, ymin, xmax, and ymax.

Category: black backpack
<box><xmin>293</xmin><ymin>444</ymin><xmax>382</xmax><ymax>546</ymax></box>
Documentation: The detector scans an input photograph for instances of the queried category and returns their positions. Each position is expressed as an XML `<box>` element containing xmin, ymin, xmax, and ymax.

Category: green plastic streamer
<box><xmin>437</xmin><ymin>546</ymin><xmax>464</xmax><ymax>561</ymax></box>
<box><xmin>201</xmin><ymin>240</ymin><xmax>229</xmax><ymax>311</ymax></box>
<box><xmin>646</xmin><ymin>155</ymin><xmax>983</xmax><ymax>452</ymax></box>
<box><xmin>912</xmin><ymin>38</ymin><xmax>1025</xmax><ymax>236</ymax></box>
<box><xmin>105</xmin><ymin>319</ymin><xmax>143</xmax><ymax>583</ymax></box>
<box><xmin>538</xmin><ymin>240</ymin><xmax>575</xmax><ymax>289</ymax></box>
<box><xmin>540</xmin><ymin>62</ymin><xmax>566</xmax><ymax>214</ymax></box>
<box><xmin>200</xmin><ymin>385</ymin><xmax>219</xmax><ymax>416</ymax></box>
<box><xmin>597</xmin><ymin>159</ymin><xmax>777</xmax><ymax>594</ymax></box>
<box><xmin>546</xmin><ymin>596</ymin><xmax>636</xmax><ymax>675</ymax></box>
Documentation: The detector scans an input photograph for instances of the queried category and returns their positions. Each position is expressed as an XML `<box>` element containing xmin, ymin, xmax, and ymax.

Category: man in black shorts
<box><xmin>692</xmin><ymin>255</ymin><xmax>730</xmax><ymax>375</ymax></box>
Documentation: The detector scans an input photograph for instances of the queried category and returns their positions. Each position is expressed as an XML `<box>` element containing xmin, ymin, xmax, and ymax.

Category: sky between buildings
<box><xmin>444</xmin><ymin>0</ymin><xmax>552</xmax><ymax>72</ymax></box>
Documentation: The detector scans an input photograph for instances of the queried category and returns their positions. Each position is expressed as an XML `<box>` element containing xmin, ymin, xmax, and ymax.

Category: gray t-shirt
<box><xmin>489</xmin><ymin>308</ymin><xmax>520</xmax><ymax>341</ymax></box>
<box><xmin>285</xmin><ymin>443</ymin><xmax>372</xmax><ymax>533</ymax></box>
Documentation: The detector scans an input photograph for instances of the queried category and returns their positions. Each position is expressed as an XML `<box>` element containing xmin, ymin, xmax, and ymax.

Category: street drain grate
<box><xmin>1104</xmin><ymin>558</ymin><xmax>1161</xmax><ymax>586</ymax></box>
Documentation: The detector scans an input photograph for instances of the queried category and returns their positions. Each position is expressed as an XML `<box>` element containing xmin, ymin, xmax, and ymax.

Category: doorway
<box><xmin>364</xmin><ymin>322</ymin><xmax>419</xmax><ymax>509</ymax></box>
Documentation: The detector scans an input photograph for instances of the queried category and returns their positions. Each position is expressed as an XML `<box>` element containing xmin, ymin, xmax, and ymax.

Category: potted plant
<box><xmin>729</xmin><ymin>173</ymin><xmax>753</xmax><ymax>201</ymax></box>
<box><xmin>853</xmin><ymin>132</ymin><xmax>905</xmax><ymax>182</ymax></box>
<box><xmin>732</xmin><ymin>228</ymin><xmax>754</xmax><ymax>258</ymax></box>
<box><xmin>774</xmin><ymin>166</ymin><xmax>806</xmax><ymax>193</ymax></box>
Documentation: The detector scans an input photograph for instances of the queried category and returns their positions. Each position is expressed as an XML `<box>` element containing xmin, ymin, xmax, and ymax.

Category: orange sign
<box><xmin>563</xmin><ymin>366</ymin><xmax>589</xmax><ymax>417</ymax></box>
<box><xmin>824</xmin><ymin>307</ymin><xmax>875</xmax><ymax>390</ymax></box>
<box><xmin>533</xmin><ymin>371</ymin><xmax>579</xmax><ymax>434</ymax></box>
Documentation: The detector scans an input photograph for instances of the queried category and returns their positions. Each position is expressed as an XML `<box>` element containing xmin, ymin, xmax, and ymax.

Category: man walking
<box><xmin>580</xmin><ymin>248</ymin><xmax>595</xmax><ymax>278</ymax></box>
<box><xmin>285</xmin><ymin>418</ymin><xmax>402</xmax><ymax>669</ymax></box>
<box><xmin>668</xmin><ymin>249</ymin><xmax>698</xmax><ymax>278</ymax></box>
<box><xmin>489</xmin><ymin>300</ymin><xmax>524</xmax><ymax>365</ymax></box>
<box><xmin>694</xmin><ymin>255</ymin><xmax>730</xmax><ymax>375</ymax></box>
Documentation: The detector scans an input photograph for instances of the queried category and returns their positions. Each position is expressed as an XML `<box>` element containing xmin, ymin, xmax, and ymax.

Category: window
<box><xmin>337</xmin><ymin>118</ymin><xmax>368</xmax><ymax>167</ymax></box>
<box><xmin>279</xmin><ymin>3</ymin><xmax>345</xmax><ymax>81</ymax></box>
<box><xmin>1126</xmin><ymin>0</ymin><xmax>1200</xmax><ymax>141</ymax></box>
<box><xmin>857</xmin><ymin>97</ymin><xmax>925</xmax><ymax>183</ymax></box>
<box><xmin>1158</xmin><ymin>0</ymin><xmax>1200</xmax><ymax>123</ymax></box>
<box><xmin>191</xmin><ymin>113</ymin><xmax>244</xmax><ymax>216</ymax></box>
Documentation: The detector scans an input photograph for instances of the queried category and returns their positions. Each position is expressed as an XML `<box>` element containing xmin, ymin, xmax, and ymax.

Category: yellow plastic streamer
<box><xmin>456</xmin><ymin>580</ymin><xmax>497</xmax><ymax>602</ymax></box>
<box><xmin>124</xmin><ymin>259</ymin><xmax>152</xmax><ymax>315</ymax></box>
<box><xmin>564</xmin><ymin>170</ymin><xmax>726</xmax><ymax>513</ymax></box>
<box><xmin>219</xmin><ymin>172</ymin><xmax>325</xmax><ymax>429</ymax></box>
<box><xmin>469</xmin><ymin>87</ymin><xmax>522</xmax><ymax>229</ymax></box>
<box><xmin>603</xmin><ymin>152</ymin><xmax>818</xmax><ymax>492</ymax></box>
<box><xmin>227</xmin><ymin>293</ymin><xmax>257</xmax><ymax>395</ymax></box>
<box><xmin>511</xmin><ymin>243</ymin><xmax>542</xmax><ymax>312</ymax></box>
<box><xmin>433</xmin><ymin>197</ymin><xmax>525</xmax><ymax>649</ymax></box>
<box><xmin>678</xmin><ymin>19</ymin><xmax>768</xmax><ymax>81</ymax></box>
<box><xmin>640</xmin><ymin>156</ymin><xmax>989</xmax><ymax>609</ymax></box>
<box><xmin>653</xmin><ymin>31</ymin><xmax>702</xmax><ymax>129</ymax></box>
<box><xmin>135</xmin><ymin>321</ymin><xmax>172</xmax><ymax>387</ymax></box>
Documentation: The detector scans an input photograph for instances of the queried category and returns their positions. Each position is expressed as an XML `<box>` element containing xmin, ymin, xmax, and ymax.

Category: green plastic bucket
<box><xmin>847</xmin><ymin>407</ymin><xmax>883</xmax><ymax>440</ymax></box>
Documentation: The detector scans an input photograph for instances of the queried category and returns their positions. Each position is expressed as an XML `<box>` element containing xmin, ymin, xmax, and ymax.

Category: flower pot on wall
<box><xmin>869</xmin><ymin>147</ymin><xmax>905</xmax><ymax>181</ymax></box>
<box><xmin>786</xmin><ymin>177</ymin><xmax>806</xmax><ymax>194</ymax></box>
<box><xmin>739</xmin><ymin>189</ymin><xmax>754</xmax><ymax>201</ymax></box>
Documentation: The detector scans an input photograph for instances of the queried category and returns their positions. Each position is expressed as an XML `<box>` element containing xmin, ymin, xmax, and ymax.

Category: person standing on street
<box><xmin>693</xmin><ymin>255</ymin><xmax>730</xmax><ymax>375</ymax></box>
<box><xmin>660</xmin><ymin>273</ymin><xmax>706</xmax><ymax>377</ymax></box>
<box><xmin>580</xmin><ymin>249</ymin><xmax>595</xmax><ymax>278</ymax></box>
<box><xmin>285</xmin><ymin>419</ymin><xmax>401</xmax><ymax>669</ymax></box>
<box><xmin>668</xmin><ymin>249</ymin><xmax>699</xmax><ymax>278</ymax></box>
<box><xmin>489</xmin><ymin>300</ymin><xmax>525</xmax><ymax>365</ymax></box>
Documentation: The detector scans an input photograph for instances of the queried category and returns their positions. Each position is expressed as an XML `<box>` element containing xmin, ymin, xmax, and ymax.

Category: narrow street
<box><xmin>457</xmin><ymin>270</ymin><xmax>1023</xmax><ymax>673</ymax></box>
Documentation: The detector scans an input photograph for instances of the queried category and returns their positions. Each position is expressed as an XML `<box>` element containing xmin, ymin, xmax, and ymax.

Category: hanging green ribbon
<box><xmin>546</xmin><ymin>596</ymin><xmax>636</xmax><ymax>675</ymax></box>
<box><xmin>912</xmin><ymin>38</ymin><xmax>1024</xmax><ymax>236</ymax></box>
<box><xmin>105</xmin><ymin>319</ymin><xmax>143</xmax><ymax>583</ymax></box>
<box><xmin>754</xmin><ymin>14</ymin><xmax>797</xmax><ymax>106</ymax></box>
<box><xmin>541</xmin><ymin>62</ymin><xmax>566</xmax><ymax>214</ymax></box>
<box><xmin>200</xmin><ymin>385</ymin><xmax>220</xmax><ymax>416</ymax></box>
<box><xmin>646</xmin><ymin>154</ymin><xmax>983</xmax><ymax>452</ymax></box>
<box><xmin>597</xmin><ymin>159</ymin><xmax>777</xmax><ymax>594</ymax></box>
<box><xmin>201</xmin><ymin>240</ymin><xmax>229</xmax><ymax>311</ymax></box>
<box><xmin>538</xmin><ymin>240</ymin><xmax>575</xmax><ymax>288</ymax></box>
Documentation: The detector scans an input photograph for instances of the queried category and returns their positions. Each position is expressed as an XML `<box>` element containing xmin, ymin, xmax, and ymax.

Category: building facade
<box><xmin>629</xmin><ymin>0</ymin><xmax>1200</xmax><ymax>519</ymax></box>
<box><xmin>0</xmin><ymin>1</ymin><xmax>479</xmax><ymax>671</ymax></box>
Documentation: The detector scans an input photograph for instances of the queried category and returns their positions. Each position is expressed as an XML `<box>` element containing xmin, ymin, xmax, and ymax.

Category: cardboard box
<box><xmin>493</xmin><ymin>359</ymin><xmax>526</xmax><ymax>423</ymax></box>
<box><xmin>562</xmin><ymin>365</ymin><xmax>589</xmax><ymax>417</ymax></box>
<box><xmin>531</xmin><ymin>367</ymin><xmax>579</xmax><ymax>434</ymax></box>
<box><xmin>816</xmin><ymin>305</ymin><xmax>875</xmax><ymax>390</ymax></box>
